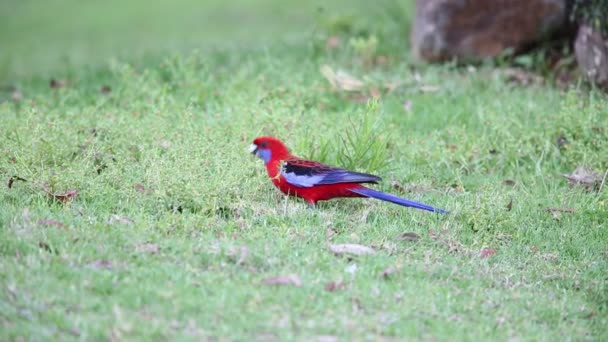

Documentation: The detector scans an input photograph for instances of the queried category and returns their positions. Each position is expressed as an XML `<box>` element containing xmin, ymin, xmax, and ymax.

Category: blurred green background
<box><xmin>0</xmin><ymin>0</ymin><xmax>412</xmax><ymax>80</ymax></box>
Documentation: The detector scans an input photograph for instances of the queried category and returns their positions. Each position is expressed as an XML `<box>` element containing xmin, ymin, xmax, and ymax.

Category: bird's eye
<box><xmin>259</xmin><ymin>142</ymin><xmax>268</xmax><ymax>148</ymax></box>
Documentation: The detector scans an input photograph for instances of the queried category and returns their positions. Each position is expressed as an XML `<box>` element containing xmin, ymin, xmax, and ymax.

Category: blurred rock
<box><xmin>575</xmin><ymin>25</ymin><xmax>608</xmax><ymax>89</ymax></box>
<box><xmin>411</xmin><ymin>0</ymin><xmax>567</xmax><ymax>61</ymax></box>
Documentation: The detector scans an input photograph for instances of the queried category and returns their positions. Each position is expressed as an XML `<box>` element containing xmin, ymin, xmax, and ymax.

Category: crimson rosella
<box><xmin>250</xmin><ymin>136</ymin><xmax>448</xmax><ymax>213</ymax></box>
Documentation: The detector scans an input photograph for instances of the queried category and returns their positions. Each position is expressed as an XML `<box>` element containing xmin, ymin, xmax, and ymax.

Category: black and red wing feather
<box><xmin>281</xmin><ymin>157</ymin><xmax>381</xmax><ymax>187</ymax></box>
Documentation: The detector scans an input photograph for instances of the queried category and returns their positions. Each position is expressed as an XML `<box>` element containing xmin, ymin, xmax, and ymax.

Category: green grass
<box><xmin>1</xmin><ymin>1</ymin><xmax>607</xmax><ymax>340</ymax></box>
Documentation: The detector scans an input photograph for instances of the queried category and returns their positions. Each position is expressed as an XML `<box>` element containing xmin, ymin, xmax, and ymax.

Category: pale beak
<box><xmin>249</xmin><ymin>144</ymin><xmax>258</xmax><ymax>155</ymax></box>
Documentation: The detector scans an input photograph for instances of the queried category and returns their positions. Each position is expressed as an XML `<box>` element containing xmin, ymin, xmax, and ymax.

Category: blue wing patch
<box><xmin>281</xmin><ymin>159</ymin><xmax>381</xmax><ymax>188</ymax></box>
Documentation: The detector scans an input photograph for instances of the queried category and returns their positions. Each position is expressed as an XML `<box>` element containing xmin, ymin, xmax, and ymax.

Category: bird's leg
<box><xmin>307</xmin><ymin>201</ymin><xmax>316</xmax><ymax>210</ymax></box>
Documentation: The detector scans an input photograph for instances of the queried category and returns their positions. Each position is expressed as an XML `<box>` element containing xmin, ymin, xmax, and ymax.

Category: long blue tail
<box><xmin>349</xmin><ymin>187</ymin><xmax>448</xmax><ymax>214</ymax></box>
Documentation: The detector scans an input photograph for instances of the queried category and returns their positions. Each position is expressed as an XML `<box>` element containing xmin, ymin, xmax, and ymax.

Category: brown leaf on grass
<box><xmin>545</xmin><ymin>207</ymin><xmax>576</xmax><ymax>214</ymax></box>
<box><xmin>108</xmin><ymin>214</ymin><xmax>134</xmax><ymax>226</ymax></box>
<box><xmin>50</xmin><ymin>78</ymin><xmax>67</xmax><ymax>89</ymax></box>
<box><xmin>135</xmin><ymin>243</ymin><xmax>160</xmax><ymax>254</ymax></box>
<box><xmin>88</xmin><ymin>259</ymin><xmax>113</xmax><ymax>270</ymax></box>
<box><xmin>563</xmin><ymin>166</ymin><xmax>601</xmax><ymax>190</ymax></box>
<box><xmin>100</xmin><ymin>85</ymin><xmax>112</xmax><ymax>95</ymax></box>
<box><xmin>506</xmin><ymin>199</ymin><xmax>513</xmax><ymax>211</ymax></box>
<box><xmin>320</xmin><ymin>65</ymin><xmax>365</xmax><ymax>92</ymax></box>
<box><xmin>328</xmin><ymin>243</ymin><xmax>375</xmax><ymax>256</ymax></box>
<box><xmin>397</xmin><ymin>232</ymin><xmax>420</xmax><ymax>242</ymax></box>
<box><xmin>479</xmin><ymin>248</ymin><xmax>497</xmax><ymax>258</ymax></box>
<box><xmin>262</xmin><ymin>274</ymin><xmax>302</xmax><ymax>287</ymax></box>
<box><xmin>502</xmin><ymin>179</ymin><xmax>516</xmax><ymax>186</ymax></box>
<box><xmin>325</xmin><ymin>281</ymin><xmax>346</xmax><ymax>292</ymax></box>
<box><xmin>47</xmin><ymin>189</ymin><xmax>78</xmax><ymax>202</ymax></box>
<box><xmin>37</xmin><ymin>219</ymin><xmax>66</xmax><ymax>229</ymax></box>
<box><xmin>545</xmin><ymin>207</ymin><xmax>576</xmax><ymax>220</ymax></box>
<box><xmin>7</xmin><ymin>176</ymin><xmax>27</xmax><ymax>189</ymax></box>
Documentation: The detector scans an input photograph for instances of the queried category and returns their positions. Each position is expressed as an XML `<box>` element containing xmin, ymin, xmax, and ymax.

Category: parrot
<box><xmin>249</xmin><ymin>136</ymin><xmax>448</xmax><ymax>213</ymax></box>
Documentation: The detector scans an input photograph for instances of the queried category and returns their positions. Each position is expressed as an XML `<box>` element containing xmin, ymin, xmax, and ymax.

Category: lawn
<box><xmin>1</xmin><ymin>0</ymin><xmax>607</xmax><ymax>340</ymax></box>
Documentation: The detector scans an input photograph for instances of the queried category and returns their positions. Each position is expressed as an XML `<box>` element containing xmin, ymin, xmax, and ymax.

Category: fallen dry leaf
<box><xmin>262</xmin><ymin>274</ymin><xmax>302</xmax><ymax>287</ymax></box>
<box><xmin>320</xmin><ymin>65</ymin><xmax>365</xmax><ymax>92</ymax></box>
<box><xmin>479</xmin><ymin>248</ymin><xmax>497</xmax><ymax>258</ymax></box>
<box><xmin>397</xmin><ymin>232</ymin><xmax>420</xmax><ymax>242</ymax></box>
<box><xmin>328</xmin><ymin>243</ymin><xmax>375</xmax><ymax>256</ymax></box>
<box><xmin>325</xmin><ymin>281</ymin><xmax>346</xmax><ymax>292</ymax></box>
<box><xmin>545</xmin><ymin>207</ymin><xmax>576</xmax><ymax>220</ymax></box>
<box><xmin>563</xmin><ymin>166</ymin><xmax>601</xmax><ymax>190</ymax></box>
<box><xmin>48</xmin><ymin>189</ymin><xmax>78</xmax><ymax>202</ymax></box>
<box><xmin>135</xmin><ymin>243</ymin><xmax>160</xmax><ymax>254</ymax></box>
<box><xmin>37</xmin><ymin>219</ymin><xmax>66</xmax><ymax>229</ymax></box>
<box><xmin>7</xmin><ymin>176</ymin><xmax>27</xmax><ymax>189</ymax></box>
<box><xmin>88</xmin><ymin>259</ymin><xmax>113</xmax><ymax>270</ymax></box>
<box><xmin>545</xmin><ymin>207</ymin><xmax>576</xmax><ymax>214</ymax></box>
<box><xmin>502</xmin><ymin>179</ymin><xmax>516</xmax><ymax>186</ymax></box>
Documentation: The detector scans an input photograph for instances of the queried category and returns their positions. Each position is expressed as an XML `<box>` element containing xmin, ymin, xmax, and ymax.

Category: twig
<box><xmin>598</xmin><ymin>168</ymin><xmax>608</xmax><ymax>194</ymax></box>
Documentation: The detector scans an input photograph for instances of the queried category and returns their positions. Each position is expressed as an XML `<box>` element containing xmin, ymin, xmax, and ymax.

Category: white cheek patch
<box><xmin>249</xmin><ymin>144</ymin><xmax>258</xmax><ymax>153</ymax></box>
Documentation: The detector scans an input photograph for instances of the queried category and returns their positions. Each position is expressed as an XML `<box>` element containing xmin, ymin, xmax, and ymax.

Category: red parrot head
<box><xmin>250</xmin><ymin>136</ymin><xmax>290</xmax><ymax>164</ymax></box>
